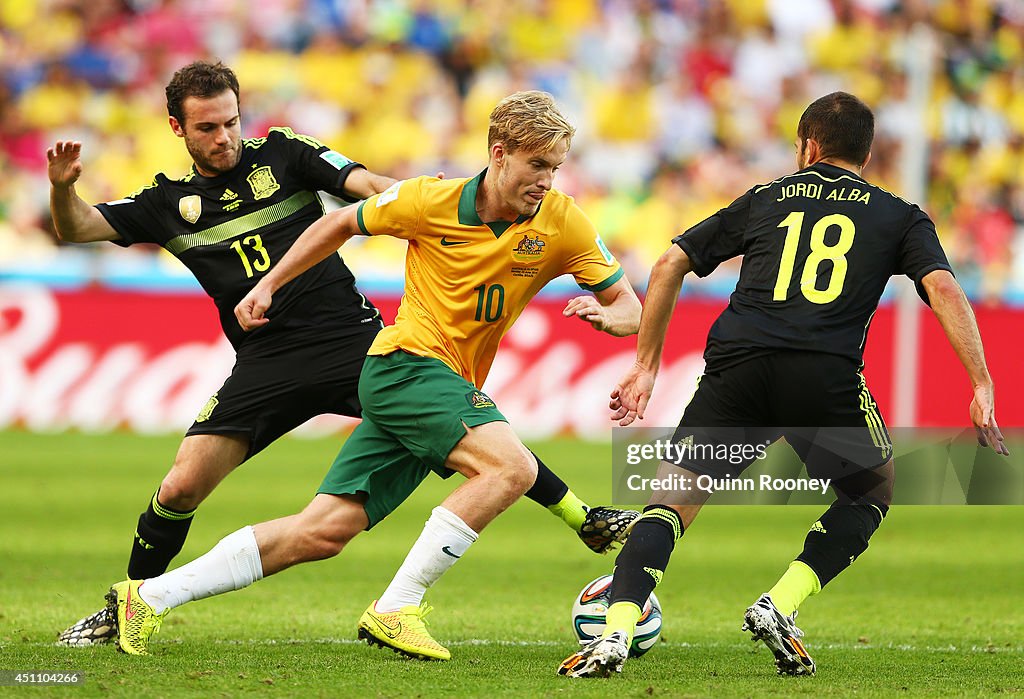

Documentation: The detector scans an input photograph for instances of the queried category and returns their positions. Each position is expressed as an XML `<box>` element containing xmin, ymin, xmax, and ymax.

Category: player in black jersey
<box><xmin>559</xmin><ymin>92</ymin><xmax>1009</xmax><ymax>679</ymax></box>
<box><xmin>47</xmin><ymin>61</ymin><xmax>635</xmax><ymax>647</ymax></box>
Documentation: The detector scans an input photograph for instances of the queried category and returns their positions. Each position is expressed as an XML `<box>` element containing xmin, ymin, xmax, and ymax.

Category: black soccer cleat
<box><xmin>56</xmin><ymin>607</ymin><xmax>117</xmax><ymax>646</ymax></box>
<box><xmin>579</xmin><ymin>507</ymin><xmax>639</xmax><ymax>554</ymax></box>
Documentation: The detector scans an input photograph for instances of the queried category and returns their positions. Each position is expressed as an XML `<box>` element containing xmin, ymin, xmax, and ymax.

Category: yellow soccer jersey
<box><xmin>356</xmin><ymin>170</ymin><xmax>623</xmax><ymax>387</ymax></box>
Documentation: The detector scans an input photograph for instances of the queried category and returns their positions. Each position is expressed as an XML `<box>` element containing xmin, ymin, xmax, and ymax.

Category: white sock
<box><xmin>376</xmin><ymin>506</ymin><xmax>478</xmax><ymax>612</ymax></box>
<box><xmin>138</xmin><ymin>526</ymin><xmax>264</xmax><ymax>614</ymax></box>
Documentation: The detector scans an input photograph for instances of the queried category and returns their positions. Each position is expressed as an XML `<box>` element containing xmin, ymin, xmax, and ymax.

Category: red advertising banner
<box><xmin>0</xmin><ymin>285</ymin><xmax>1019</xmax><ymax>436</ymax></box>
<box><xmin>916</xmin><ymin>305</ymin><xmax>1024</xmax><ymax>428</ymax></box>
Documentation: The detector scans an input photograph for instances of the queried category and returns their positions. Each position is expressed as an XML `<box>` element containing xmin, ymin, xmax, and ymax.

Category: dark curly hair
<box><xmin>165</xmin><ymin>61</ymin><xmax>240</xmax><ymax>125</ymax></box>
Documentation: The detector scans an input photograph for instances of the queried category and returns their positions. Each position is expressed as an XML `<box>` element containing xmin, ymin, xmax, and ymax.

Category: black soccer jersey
<box><xmin>674</xmin><ymin>162</ymin><xmax>952</xmax><ymax>371</ymax></box>
<box><xmin>96</xmin><ymin>127</ymin><xmax>381</xmax><ymax>349</ymax></box>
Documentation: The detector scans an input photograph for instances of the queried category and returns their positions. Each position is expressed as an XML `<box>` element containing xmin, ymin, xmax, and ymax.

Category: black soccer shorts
<box><xmin>669</xmin><ymin>350</ymin><xmax>893</xmax><ymax>481</ymax></box>
<box><xmin>185</xmin><ymin>327</ymin><xmax>379</xmax><ymax>461</ymax></box>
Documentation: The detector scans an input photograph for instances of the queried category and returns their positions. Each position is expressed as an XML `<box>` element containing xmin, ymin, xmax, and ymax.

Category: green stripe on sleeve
<box><xmin>356</xmin><ymin>200</ymin><xmax>370</xmax><ymax>236</ymax></box>
<box><xmin>579</xmin><ymin>266</ymin><xmax>624</xmax><ymax>292</ymax></box>
<box><xmin>165</xmin><ymin>190</ymin><xmax>317</xmax><ymax>255</ymax></box>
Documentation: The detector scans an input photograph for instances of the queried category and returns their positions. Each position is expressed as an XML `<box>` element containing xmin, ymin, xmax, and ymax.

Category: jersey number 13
<box><xmin>230</xmin><ymin>235</ymin><xmax>271</xmax><ymax>278</ymax></box>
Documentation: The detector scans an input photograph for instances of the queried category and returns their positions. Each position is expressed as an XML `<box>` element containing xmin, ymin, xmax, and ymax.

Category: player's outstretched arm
<box><xmin>610</xmin><ymin>246</ymin><xmax>691</xmax><ymax>426</ymax></box>
<box><xmin>563</xmin><ymin>276</ymin><xmax>641</xmax><ymax>337</ymax></box>
<box><xmin>47</xmin><ymin>141</ymin><xmax>119</xmax><ymax>243</ymax></box>
<box><xmin>921</xmin><ymin>269</ymin><xmax>1009</xmax><ymax>455</ymax></box>
<box><xmin>342</xmin><ymin>168</ymin><xmax>397</xmax><ymax>199</ymax></box>
<box><xmin>234</xmin><ymin>205</ymin><xmax>361</xmax><ymax>330</ymax></box>
<box><xmin>343</xmin><ymin>169</ymin><xmax>445</xmax><ymax>200</ymax></box>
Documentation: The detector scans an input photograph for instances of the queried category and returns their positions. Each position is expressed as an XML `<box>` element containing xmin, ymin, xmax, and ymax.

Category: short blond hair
<box><xmin>488</xmin><ymin>90</ymin><xmax>575</xmax><ymax>154</ymax></box>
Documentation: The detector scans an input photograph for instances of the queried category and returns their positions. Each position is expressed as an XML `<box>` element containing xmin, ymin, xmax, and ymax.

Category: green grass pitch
<box><xmin>1</xmin><ymin>430</ymin><xmax>1021</xmax><ymax>697</ymax></box>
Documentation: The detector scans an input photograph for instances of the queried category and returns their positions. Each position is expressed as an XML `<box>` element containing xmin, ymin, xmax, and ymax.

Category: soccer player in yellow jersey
<box><xmin>105</xmin><ymin>91</ymin><xmax>642</xmax><ymax>660</ymax></box>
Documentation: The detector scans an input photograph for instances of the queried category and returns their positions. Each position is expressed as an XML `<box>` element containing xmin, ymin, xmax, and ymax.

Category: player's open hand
<box><xmin>563</xmin><ymin>295</ymin><xmax>609</xmax><ymax>331</ymax></box>
<box><xmin>970</xmin><ymin>384</ymin><xmax>1009</xmax><ymax>455</ymax></box>
<box><xmin>47</xmin><ymin>141</ymin><xmax>83</xmax><ymax>187</ymax></box>
<box><xmin>610</xmin><ymin>361</ymin><xmax>656</xmax><ymax>426</ymax></box>
<box><xmin>235</xmin><ymin>285</ymin><xmax>273</xmax><ymax>331</ymax></box>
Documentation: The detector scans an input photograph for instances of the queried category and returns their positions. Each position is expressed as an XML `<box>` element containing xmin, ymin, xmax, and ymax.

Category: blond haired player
<box><xmin>104</xmin><ymin>91</ymin><xmax>642</xmax><ymax>659</ymax></box>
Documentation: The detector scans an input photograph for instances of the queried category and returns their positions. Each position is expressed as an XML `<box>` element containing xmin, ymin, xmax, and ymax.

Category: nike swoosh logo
<box><xmin>441</xmin><ymin>545</ymin><xmax>461</xmax><ymax>559</ymax></box>
<box><xmin>125</xmin><ymin>586</ymin><xmax>136</xmax><ymax>621</ymax></box>
<box><xmin>370</xmin><ymin>615</ymin><xmax>402</xmax><ymax>639</ymax></box>
<box><xmin>440</xmin><ymin>237</ymin><xmax>468</xmax><ymax>247</ymax></box>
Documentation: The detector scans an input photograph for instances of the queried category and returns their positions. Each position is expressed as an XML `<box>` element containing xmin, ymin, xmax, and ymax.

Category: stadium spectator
<box><xmin>2</xmin><ymin>1</ymin><xmax>1024</xmax><ymax>299</ymax></box>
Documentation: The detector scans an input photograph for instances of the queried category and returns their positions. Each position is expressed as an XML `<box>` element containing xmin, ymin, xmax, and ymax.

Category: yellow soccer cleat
<box><xmin>357</xmin><ymin>600</ymin><xmax>451</xmax><ymax>661</ymax></box>
<box><xmin>105</xmin><ymin>580</ymin><xmax>168</xmax><ymax>656</ymax></box>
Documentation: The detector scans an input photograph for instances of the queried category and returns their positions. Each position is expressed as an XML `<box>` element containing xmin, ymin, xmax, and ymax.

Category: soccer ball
<box><xmin>571</xmin><ymin>574</ymin><xmax>662</xmax><ymax>657</ymax></box>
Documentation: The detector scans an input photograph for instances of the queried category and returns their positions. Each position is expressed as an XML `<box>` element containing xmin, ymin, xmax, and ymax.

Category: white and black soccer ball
<box><xmin>571</xmin><ymin>574</ymin><xmax>662</xmax><ymax>657</ymax></box>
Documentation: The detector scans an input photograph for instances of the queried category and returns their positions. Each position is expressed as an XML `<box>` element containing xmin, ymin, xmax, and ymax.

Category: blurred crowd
<box><xmin>2</xmin><ymin>0</ymin><xmax>1024</xmax><ymax>302</ymax></box>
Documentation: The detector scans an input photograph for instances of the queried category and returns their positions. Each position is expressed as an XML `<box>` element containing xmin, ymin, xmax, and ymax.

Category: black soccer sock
<box><xmin>126</xmin><ymin>491</ymin><xmax>197</xmax><ymax>579</ymax></box>
<box><xmin>609</xmin><ymin>505</ymin><xmax>684</xmax><ymax>608</ymax></box>
<box><xmin>524</xmin><ymin>450</ymin><xmax>569</xmax><ymax>507</ymax></box>
<box><xmin>795</xmin><ymin>498</ymin><xmax>887</xmax><ymax>587</ymax></box>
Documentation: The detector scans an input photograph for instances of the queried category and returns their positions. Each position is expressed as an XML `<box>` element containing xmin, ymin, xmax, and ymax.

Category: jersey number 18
<box><xmin>774</xmin><ymin>212</ymin><xmax>856</xmax><ymax>304</ymax></box>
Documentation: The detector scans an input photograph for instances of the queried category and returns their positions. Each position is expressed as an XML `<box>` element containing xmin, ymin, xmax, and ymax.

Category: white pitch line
<box><xmin>36</xmin><ymin>639</ymin><xmax>1024</xmax><ymax>654</ymax></box>
<box><xmin>210</xmin><ymin>638</ymin><xmax>1023</xmax><ymax>654</ymax></box>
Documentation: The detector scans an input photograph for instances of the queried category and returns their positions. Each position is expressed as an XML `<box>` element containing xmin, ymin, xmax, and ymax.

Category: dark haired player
<box><xmin>559</xmin><ymin>91</ymin><xmax>1008</xmax><ymax>678</ymax></box>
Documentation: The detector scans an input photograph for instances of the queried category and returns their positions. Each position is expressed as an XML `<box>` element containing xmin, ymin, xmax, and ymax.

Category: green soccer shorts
<box><xmin>317</xmin><ymin>351</ymin><xmax>508</xmax><ymax>528</ymax></box>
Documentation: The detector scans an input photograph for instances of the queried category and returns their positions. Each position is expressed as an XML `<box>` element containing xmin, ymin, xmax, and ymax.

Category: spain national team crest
<box><xmin>195</xmin><ymin>393</ymin><xmax>219</xmax><ymax>422</ymax></box>
<box><xmin>465</xmin><ymin>390</ymin><xmax>496</xmax><ymax>409</ymax></box>
<box><xmin>511</xmin><ymin>232</ymin><xmax>547</xmax><ymax>264</ymax></box>
<box><xmin>247</xmin><ymin>166</ymin><xmax>280</xmax><ymax>200</ymax></box>
<box><xmin>178</xmin><ymin>195</ymin><xmax>202</xmax><ymax>224</ymax></box>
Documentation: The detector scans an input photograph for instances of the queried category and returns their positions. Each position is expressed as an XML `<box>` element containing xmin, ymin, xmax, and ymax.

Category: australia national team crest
<box><xmin>247</xmin><ymin>166</ymin><xmax>280</xmax><ymax>200</ymax></box>
<box><xmin>511</xmin><ymin>232</ymin><xmax>547</xmax><ymax>264</ymax></box>
<box><xmin>465</xmin><ymin>390</ymin><xmax>496</xmax><ymax>409</ymax></box>
<box><xmin>178</xmin><ymin>195</ymin><xmax>202</xmax><ymax>224</ymax></box>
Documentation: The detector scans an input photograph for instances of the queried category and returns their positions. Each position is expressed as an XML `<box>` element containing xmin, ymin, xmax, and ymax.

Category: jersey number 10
<box><xmin>474</xmin><ymin>283</ymin><xmax>505</xmax><ymax>322</ymax></box>
<box><xmin>774</xmin><ymin>212</ymin><xmax>856</xmax><ymax>304</ymax></box>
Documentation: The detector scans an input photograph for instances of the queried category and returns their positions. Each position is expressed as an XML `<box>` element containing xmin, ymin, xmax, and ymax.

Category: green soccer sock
<box><xmin>604</xmin><ymin>601</ymin><xmax>642</xmax><ymax>644</ymax></box>
<box><xmin>547</xmin><ymin>489</ymin><xmax>589</xmax><ymax>532</ymax></box>
<box><xmin>768</xmin><ymin>561</ymin><xmax>822</xmax><ymax>616</ymax></box>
